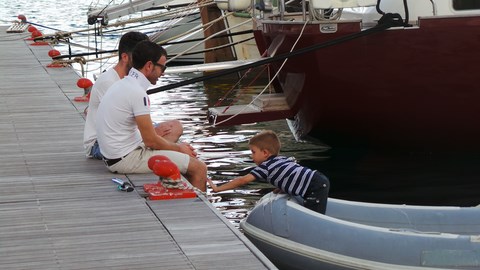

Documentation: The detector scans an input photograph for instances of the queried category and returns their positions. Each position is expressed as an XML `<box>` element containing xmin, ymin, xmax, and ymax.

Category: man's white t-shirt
<box><xmin>96</xmin><ymin>68</ymin><xmax>151</xmax><ymax>159</ymax></box>
<box><xmin>83</xmin><ymin>68</ymin><xmax>120</xmax><ymax>157</ymax></box>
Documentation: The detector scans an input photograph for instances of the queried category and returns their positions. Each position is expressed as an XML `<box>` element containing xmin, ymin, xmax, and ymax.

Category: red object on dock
<box><xmin>27</xmin><ymin>30</ymin><xmax>49</xmax><ymax>45</ymax></box>
<box><xmin>31</xmin><ymin>30</ymin><xmax>42</xmax><ymax>38</ymax></box>
<box><xmin>48</xmin><ymin>49</ymin><xmax>61</xmax><ymax>58</ymax></box>
<box><xmin>147</xmin><ymin>155</ymin><xmax>170</xmax><ymax>170</ymax></box>
<box><xmin>74</xmin><ymin>78</ymin><xmax>93</xmax><ymax>102</ymax></box>
<box><xmin>30</xmin><ymin>41</ymin><xmax>49</xmax><ymax>46</ymax></box>
<box><xmin>152</xmin><ymin>160</ymin><xmax>181</xmax><ymax>181</ymax></box>
<box><xmin>46</xmin><ymin>63</ymin><xmax>66</xmax><ymax>68</ymax></box>
<box><xmin>144</xmin><ymin>155</ymin><xmax>196</xmax><ymax>200</ymax></box>
<box><xmin>73</xmin><ymin>92</ymin><xmax>90</xmax><ymax>102</ymax></box>
<box><xmin>17</xmin><ymin>14</ymin><xmax>27</xmax><ymax>23</ymax></box>
<box><xmin>76</xmin><ymin>78</ymin><xmax>93</xmax><ymax>89</ymax></box>
<box><xmin>27</xmin><ymin>26</ymin><xmax>37</xmax><ymax>33</ymax></box>
<box><xmin>144</xmin><ymin>182</ymin><xmax>197</xmax><ymax>200</ymax></box>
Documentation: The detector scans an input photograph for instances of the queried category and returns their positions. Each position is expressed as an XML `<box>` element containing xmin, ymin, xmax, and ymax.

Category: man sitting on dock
<box><xmin>96</xmin><ymin>40</ymin><xmax>207</xmax><ymax>192</ymax></box>
<box><xmin>83</xmin><ymin>31</ymin><xmax>183</xmax><ymax>160</ymax></box>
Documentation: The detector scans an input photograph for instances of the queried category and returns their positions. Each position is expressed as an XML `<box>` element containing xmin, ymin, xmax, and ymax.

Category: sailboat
<box><xmin>209</xmin><ymin>0</ymin><xmax>480</xmax><ymax>152</ymax></box>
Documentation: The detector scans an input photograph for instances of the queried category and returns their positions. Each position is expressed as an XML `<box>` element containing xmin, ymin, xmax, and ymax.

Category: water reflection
<box><xmin>317</xmin><ymin>148</ymin><xmax>480</xmax><ymax>207</ymax></box>
<box><xmin>150</xmin><ymin>73</ymin><xmax>329</xmax><ymax>225</ymax></box>
<box><xmin>4</xmin><ymin>0</ymin><xmax>478</xmax><ymax>226</ymax></box>
<box><xmin>151</xmin><ymin>71</ymin><xmax>480</xmax><ymax>228</ymax></box>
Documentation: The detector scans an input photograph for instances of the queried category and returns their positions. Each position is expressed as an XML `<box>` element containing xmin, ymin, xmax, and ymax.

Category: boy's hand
<box><xmin>272</xmin><ymin>188</ymin><xmax>283</xmax><ymax>194</ymax></box>
<box><xmin>207</xmin><ymin>178</ymin><xmax>220</xmax><ymax>192</ymax></box>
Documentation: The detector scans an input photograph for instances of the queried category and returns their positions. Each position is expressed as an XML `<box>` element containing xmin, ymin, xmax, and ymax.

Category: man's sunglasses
<box><xmin>152</xmin><ymin>61</ymin><xmax>167</xmax><ymax>73</ymax></box>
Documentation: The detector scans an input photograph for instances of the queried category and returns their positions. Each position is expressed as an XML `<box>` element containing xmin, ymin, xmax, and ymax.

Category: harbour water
<box><xmin>2</xmin><ymin>0</ymin><xmax>480</xmax><ymax>228</ymax></box>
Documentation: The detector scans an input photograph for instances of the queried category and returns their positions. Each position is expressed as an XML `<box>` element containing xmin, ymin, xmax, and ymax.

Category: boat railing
<box><xmin>265</xmin><ymin>0</ymin><xmax>440</xmax><ymax>24</ymax></box>
<box><xmin>429</xmin><ymin>0</ymin><xmax>437</xmax><ymax>15</ymax></box>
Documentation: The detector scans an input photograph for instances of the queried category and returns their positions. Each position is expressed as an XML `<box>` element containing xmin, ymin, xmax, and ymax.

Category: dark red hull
<box><xmin>254</xmin><ymin>16</ymin><xmax>480</xmax><ymax>152</ymax></box>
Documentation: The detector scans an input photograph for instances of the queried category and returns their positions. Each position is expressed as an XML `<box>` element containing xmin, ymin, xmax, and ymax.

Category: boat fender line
<box><xmin>146</xmin><ymin>14</ymin><xmax>399</xmax><ymax>95</ymax></box>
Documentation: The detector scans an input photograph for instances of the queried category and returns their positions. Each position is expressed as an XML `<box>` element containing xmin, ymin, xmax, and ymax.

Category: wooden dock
<box><xmin>0</xmin><ymin>26</ymin><xmax>276</xmax><ymax>269</ymax></box>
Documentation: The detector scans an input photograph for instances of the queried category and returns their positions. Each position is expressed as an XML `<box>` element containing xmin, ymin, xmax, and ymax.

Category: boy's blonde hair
<box><xmin>249</xmin><ymin>130</ymin><xmax>281</xmax><ymax>155</ymax></box>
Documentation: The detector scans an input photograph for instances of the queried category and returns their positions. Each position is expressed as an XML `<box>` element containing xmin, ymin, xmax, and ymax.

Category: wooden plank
<box><xmin>147</xmin><ymin>197</ymin><xmax>275</xmax><ymax>270</ymax></box>
<box><xmin>0</xmin><ymin>26</ymin><xmax>276</xmax><ymax>270</ymax></box>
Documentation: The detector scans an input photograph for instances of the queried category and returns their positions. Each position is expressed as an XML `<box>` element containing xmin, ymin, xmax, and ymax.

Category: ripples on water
<box><xmin>3</xmin><ymin>0</ymin><xmax>480</xmax><ymax>228</ymax></box>
<box><xmin>152</xmin><ymin>73</ymin><xmax>329</xmax><ymax>225</ymax></box>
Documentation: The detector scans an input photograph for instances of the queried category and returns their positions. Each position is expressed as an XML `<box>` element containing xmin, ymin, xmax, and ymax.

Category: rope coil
<box><xmin>160</xmin><ymin>178</ymin><xmax>190</xmax><ymax>189</ymax></box>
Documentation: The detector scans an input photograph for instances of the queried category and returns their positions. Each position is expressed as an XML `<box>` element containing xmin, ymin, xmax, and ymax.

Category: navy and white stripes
<box><xmin>250</xmin><ymin>156</ymin><xmax>314</xmax><ymax>197</ymax></box>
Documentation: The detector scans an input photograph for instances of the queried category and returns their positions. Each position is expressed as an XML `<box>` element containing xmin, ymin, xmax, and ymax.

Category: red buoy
<box><xmin>143</xmin><ymin>183</ymin><xmax>197</xmax><ymax>200</ymax></box>
<box><xmin>48</xmin><ymin>49</ymin><xmax>61</xmax><ymax>58</ymax></box>
<box><xmin>28</xmin><ymin>30</ymin><xmax>49</xmax><ymax>45</ymax></box>
<box><xmin>73</xmin><ymin>93</ymin><xmax>90</xmax><ymax>102</ymax></box>
<box><xmin>143</xmin><ymin>155</ymin><xmax>196</xmax><ymax>200</ymax></box>
<box><xmin>74</xmin><ymin>78</ymin><xmax>93</xmax><ymax>102</ymax></box>
<box><xmin>76</xmin><ymin>78</ymin><xmax>93</xmax><ymax>89</ymax></box>
<box><xmin>31</xmin><ymin>30</ymin><xmax>42</xmax><ymax>38</ymax></box>
<box><xmin>152</xmin><ymin>160</ymin><xmax>181</xmax><ymax>180</ymax></box>
<box><xmin>17</xmin><ymin>15</ymin><xmax>27</xmax><ymax>23</ymax></box>
<box><xmin>27</xmin><ymin>26</ymin><xmax>37</xmax><ymax>33</ymax></box>
<box><xmin>148</xmin><ymin>155</ymin><xmax>171</xmax><ymax>170</ymax></box>
<box><xmin>46</xmin><ymin>63</ymin><xmax>66</xmax><ymax>68</ymax></box>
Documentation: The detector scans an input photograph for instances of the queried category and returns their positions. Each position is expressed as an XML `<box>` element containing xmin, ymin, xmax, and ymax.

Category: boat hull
<box><xmin>241</xmin><ymin>193</ymin><xmax>480</xmax><ymax>270</ymax></box>
<box><xmin>254</xmin><ymin>15</ymin><xmax>480</xmax><ymax>152</ymax></box>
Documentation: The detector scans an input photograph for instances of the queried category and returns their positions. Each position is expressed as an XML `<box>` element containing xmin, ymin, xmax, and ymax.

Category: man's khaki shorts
<box><xmin>107</xmin><ymin>144</ymin><xmax>190</xmax><ymax>174</ymax></box>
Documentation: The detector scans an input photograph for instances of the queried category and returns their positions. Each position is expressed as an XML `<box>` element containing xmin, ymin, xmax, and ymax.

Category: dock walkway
<box><xmin>0</xmin><ymin>26</ymin><xmax>276</xmax><ymax>269</ymax></box>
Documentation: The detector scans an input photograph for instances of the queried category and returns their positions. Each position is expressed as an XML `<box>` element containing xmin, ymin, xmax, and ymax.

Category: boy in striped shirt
<box><xmin>207</xmin><ymin>130</ymin><xmax>330</xmax><ymax>214</ymax></box>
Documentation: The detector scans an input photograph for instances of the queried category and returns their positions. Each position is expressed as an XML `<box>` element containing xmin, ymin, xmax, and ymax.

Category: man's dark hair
<box><xmin>132</xmin><ymin>40</ymin><xmax>167</xmax><ymax>69</ymax></box>
<box><xmin>118</xmin><ymin>31</ymin><xmax>149</xmax><ymax>60</ymax></box>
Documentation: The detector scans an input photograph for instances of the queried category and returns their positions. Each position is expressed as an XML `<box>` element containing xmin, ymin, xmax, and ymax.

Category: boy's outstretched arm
<box><xmin>207</xmin><ymin>174</ymin><xmax>256</xmax><ymax>192</ymax></box>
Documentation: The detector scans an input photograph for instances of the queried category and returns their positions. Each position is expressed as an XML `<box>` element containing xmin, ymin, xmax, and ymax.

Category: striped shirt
<box><xmin>250</xmin><ymin>156</ymin><xmax>314</xmax><ymax>197</ymax></box>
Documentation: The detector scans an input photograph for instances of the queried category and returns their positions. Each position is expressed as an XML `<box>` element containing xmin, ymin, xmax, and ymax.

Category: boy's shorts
<box><xmin>302</xmin><ymin>171</ymin><xmax>330</xmax><ymax>214</ymax></box>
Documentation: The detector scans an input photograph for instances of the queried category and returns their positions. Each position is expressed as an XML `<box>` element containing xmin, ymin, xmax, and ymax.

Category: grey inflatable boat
<box><xmin>240</xmin><ymin>193</ymin><xmax>480</xmax><ymax>270</ymax></box>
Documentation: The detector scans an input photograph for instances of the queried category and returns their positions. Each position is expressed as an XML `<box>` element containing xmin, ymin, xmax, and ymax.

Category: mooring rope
<box><xmin>149</xmin><ymin>0</ymin><xmax>213</xmax><ymax>41</ymax></box>
<box><xmin>32</xmin><ymin>1</ymin><xmax>212</xmax><ymax>77</ymax></box>
<box><xmin>147</xmin><ymin>15</ymin><xmax>398</xmax><ymax>95</ymax></box>
<box><xmin>34</xmin><ymin>1</ymin><xmax>212</xmax><ymax>42</ymax></box>
<box><xmin>161</xmin><ymin>178</ymin><xmax>190</xmax><ymax>189</ymax></box>
<box><xmin>171</xmin><ymin>36</ymin><xmax>255</xmax><ymax>57</ymax></box>
<box><xmin>167</xmin><ymin>15</ymin><xmax>252</xmax><ymax>63</ymax></box>
<box><xmin>212</xmin><ymin>20</ymin><xmax>308</xmax><ymax>126</ymax></box>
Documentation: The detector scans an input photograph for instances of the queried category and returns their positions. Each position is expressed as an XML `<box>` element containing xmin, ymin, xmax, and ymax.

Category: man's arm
<box><xmin>207</xmin><ymin>173</ymin><xmax>256</xmax><ymax>192</ymax></box>
<box><xmin>135</xmin><ymin>114</ymin><xmax>196</xmax><ymax>157</ymax></box>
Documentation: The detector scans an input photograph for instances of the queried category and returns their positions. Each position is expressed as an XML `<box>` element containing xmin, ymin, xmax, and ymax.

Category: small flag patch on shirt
<box><xmin>143</xmin><ymin>97</ymin><xmax>150</xmax><ymax>107</ymax></box>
